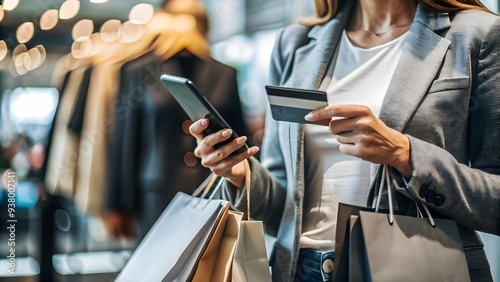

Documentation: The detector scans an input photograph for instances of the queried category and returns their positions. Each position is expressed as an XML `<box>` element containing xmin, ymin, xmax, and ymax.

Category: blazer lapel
<box><xmin>368</xmin><ymin>6</ymin><xmax>452</xmax><ymax>204</ymax></box>
<box><xmin>379</xmin><ymin>5</ymin><xmax>451</xmax><ymax>132</ymax></box>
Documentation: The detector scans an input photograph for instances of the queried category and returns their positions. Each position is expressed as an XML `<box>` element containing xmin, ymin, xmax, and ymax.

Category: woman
<box><xmin>190</xmin><ymin>0</ymin><xmax>500</xmax><ymax>281</ymax></box>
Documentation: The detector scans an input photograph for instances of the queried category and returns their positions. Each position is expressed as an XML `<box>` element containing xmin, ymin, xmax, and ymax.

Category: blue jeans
<box><xmin>294</xmin><ymin>249</ymin><xmax>335</xmax><ymax>282</ymax></box>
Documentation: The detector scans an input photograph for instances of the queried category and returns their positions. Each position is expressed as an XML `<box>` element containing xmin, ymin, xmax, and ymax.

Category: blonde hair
<box><xmin>303</xmin><ymin>0</ymin><xmax>494</xmax><ymax>25</ymax></box>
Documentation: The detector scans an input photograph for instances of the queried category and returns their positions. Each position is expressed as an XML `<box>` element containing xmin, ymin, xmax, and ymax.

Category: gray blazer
<box><xmin>224</xmin><ymin>2</ymin><xmax>500</xmax><ymax>281</ymax></box>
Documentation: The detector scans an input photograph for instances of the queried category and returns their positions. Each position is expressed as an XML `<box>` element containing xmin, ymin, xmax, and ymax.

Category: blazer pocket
<box><xmin>427</xmin><ymin>77</ymin><xmax>470</xmax><ymax>94</ymax></box>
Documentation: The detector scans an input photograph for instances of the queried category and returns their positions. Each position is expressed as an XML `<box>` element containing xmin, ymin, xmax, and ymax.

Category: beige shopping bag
<box><xmin>210</xmin><ymin>211</ymin><xmax>244</xmax><ymax>282</ymax></box>
<box><xmin>231</xmin><ymin>160</ymin><xmax>272</xmax><ymax>282</ymax></box>
<box><xmin>191</xmin><ymin>204</ymin><xmax>231</xmax><ymax>282</ymax></box>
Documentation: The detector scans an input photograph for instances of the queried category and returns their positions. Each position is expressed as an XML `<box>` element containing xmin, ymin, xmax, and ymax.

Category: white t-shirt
<box><xmin>300</xmin><ymin>30</ymin><xmax>408</xmax><ymax>251</ymax></box>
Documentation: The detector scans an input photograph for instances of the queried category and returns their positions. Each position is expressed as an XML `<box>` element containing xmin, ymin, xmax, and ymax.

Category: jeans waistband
<box><xmin>296</xmin><ymin>249</ymin><xmax>335</xmax><ymax>282</ymax></box>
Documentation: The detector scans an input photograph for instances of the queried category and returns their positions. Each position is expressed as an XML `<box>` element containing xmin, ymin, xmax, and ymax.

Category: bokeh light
<box><xmin>59</xmin><ymin>0</ymin><xmax>80</xmax><ymax>20</ymax></box>
<box><xmin>72</xmin><ymin>19</ymin><xmax>94</xmax><ymax>40</ymax></box>
<box><xmin>129</xmin><ymin>3</ymin><xmax>154</xmax><ymax>25</ymax></box>
<box><xmin>119</xmin><ymin>21</ymin><xmax>144</xmax><ymax>44</ymax></box>
<box><xmin>88</xmin><ymin>33</ymin><xmax>103</xmax><ymax>57</ymax></box>
<box><xmin>14</xmin><ymin>52</ymin><xmax>27</xmax><ymax>67</ymax></box>
<box><xmin>182</xmin><ymin>120</ymin><xmax>193</xmax><ymax>134</ymax></box>
<box><xmin>100</xmin><ymin>19</ymin><xmax>121</xmax><ymax>42</ymax></box>
<box><xmin>12</xmin><ymin>44</ymin><xmax>27</xmax><ymax>59</ymax></box>
<box><xmin>35</xmin><ymin>45</ymin><xmax>47</xmax><ymax>68</ymax></box>
<box><xmin>27</xmin><ymin>47</ymin><xmax>42</xmax><ymax>70</ymax></box>
<box><xmin>2</xmin><ymin>0</ymin><xmax>20</xmax><ymax>11</ymax></box>
<box><xmin>17</xmin><ymin>22</ymin><xmax>35</xmax><ymax>44</ymax></box>
<box><xmin>40</xmin><ymin>9</ymin><xmax>59</xmax><ymax>30</ymax></box>
<box><xmin>71</xmin><ymin>36</ymin><xmax>92</xmax><ymax>59</ymax></box>
<box><xmin>184</xmin><ymin>152</ymin><xmax>197</xmax><ymax>167</ymax></box>
<box><xmin>0</xmin><ymin>41</ymin><xmax>7</xmax><ymax>62</ymax></box>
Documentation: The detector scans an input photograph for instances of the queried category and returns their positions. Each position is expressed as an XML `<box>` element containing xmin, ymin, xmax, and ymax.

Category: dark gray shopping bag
<box><xmin>334</xmin><ymin>165</ymin><xmax>470</xmax><ymax>282</ymax></box>
<box><xmin>116</xmin><ymin>178</ymin><xmax>229</xmax><ymax>282</ymax></box>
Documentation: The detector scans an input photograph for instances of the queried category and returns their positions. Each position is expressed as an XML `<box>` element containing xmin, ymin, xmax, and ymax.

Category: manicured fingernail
<box><xmin>236</xmin><ymin>136</ymin><xmax>247</xmax><ymax>145</ymax></box>
<box><xmin>250</xmin><ymin>146</ymin><xmax>259</xmax><ymax>154</ymax></box>
<box><xmin>304</xmin><ymin>113</ymin><xmax>313</xmax><ymax>121</ymax></box>
<box><xmin>222</xmin><ymin>129</ymin><xmax>232</xmax><ymax>138</ymax></box>
<box><xmin>201</xmin><ymin>119</ymin><xmax>208</xmax><ymax>126</ymax></box>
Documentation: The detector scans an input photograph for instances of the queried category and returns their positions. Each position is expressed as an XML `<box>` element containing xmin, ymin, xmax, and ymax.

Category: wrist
<box><xmin>392</xmin><ymin>134</ymin><xmax>413</xmax><ymax>178</ymax></box>
<box><xmin>226</xmin><ymin>161</ymin><xmax>247</xmax><ymax>188</ymax></box>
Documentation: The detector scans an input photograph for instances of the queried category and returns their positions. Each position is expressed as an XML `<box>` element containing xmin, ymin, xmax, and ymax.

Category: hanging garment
<box><xmin>40</xmin><ymin>58</ymin><xmax>72</xmax><ymax>181</ymax></box>
<box><xmin>45</xmin><ymin>65</ymin><xmax>88</xmax><ymax>197</ymax></box>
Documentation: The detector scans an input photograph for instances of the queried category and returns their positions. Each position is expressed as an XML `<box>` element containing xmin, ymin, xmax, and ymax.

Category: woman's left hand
<box><xmin>305</xmin><ymin>104</ymin><xmax>413</xmax><ymax>177</ymax></box>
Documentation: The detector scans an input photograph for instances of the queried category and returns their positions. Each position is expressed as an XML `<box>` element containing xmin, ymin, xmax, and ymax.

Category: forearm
<box><xmin>401</xmin><ymin>135</ymin><xmax>500</xmax><ymax>235</ymax></box>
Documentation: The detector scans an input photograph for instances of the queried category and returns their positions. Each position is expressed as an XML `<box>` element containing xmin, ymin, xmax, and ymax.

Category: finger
<box><xmin>195</xmin><ymin>128</ymin><xmax>233</xmax><ymax>158</ymax></box>
<box><xmin>305</xmin><ymin>104</ymin><xmax>371</xmax><ymax>121</ymax></box>
<box><xmin>202</xmin><ymin>136</ymin><xmax>248</xmax><ymax>166</ymax></box>
<box><xmin>211</xmin><ymin>146</ymin><xmax>260</xmax><ymax>177</ymax></box>
<box><xmin>336</xmin><ymin>131</ymin><xmax>358</xmax><ymax>144</ymax></box>
<box><xmin>329</xmin><ymin>117</ymin><xmax>357</xmax><ymax>135</ymax></box>
<box><xmin>189</xmin><ymin>118</ymin><xmax>209</xmax><ymax>140</ymax></box>
<box><xmin>338</xmin><ymin>143</ymin><xmax>357</xmax><ymax>157</ymax></box>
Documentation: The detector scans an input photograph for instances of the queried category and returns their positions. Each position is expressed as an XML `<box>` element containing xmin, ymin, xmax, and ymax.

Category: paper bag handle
<box><xmin>243</xmin><ymin>159</ymin><xmax>251</xmax><ymax>221</ymax></box>
<box><xmin>192</xmin><ymin>173</ymin><xmax>218</xmax><ymax>198</ymax></box>
<box><xmin>375</xmin><ymin>165</ymin><xmax>435</xmax><ymax>227</ymax></box>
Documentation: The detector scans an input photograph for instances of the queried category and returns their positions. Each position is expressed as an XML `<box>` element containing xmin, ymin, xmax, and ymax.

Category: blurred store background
<box><xmin>0</xmin><ymin>0</ymin><xmax>498</xmax><ymax>281</ymax></box>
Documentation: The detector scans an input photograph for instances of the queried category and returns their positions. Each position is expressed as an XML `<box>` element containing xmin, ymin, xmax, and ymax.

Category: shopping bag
<box><xmin>115</xmin><ymin>176</ymin><xmax>229</xmax><ymax>282</ymax></box>
<box><xmin>191</xmin><ymin>207</ymin><xmax>234</xmax><ymax>281</ymax></box>
<box><xmin>333</xmin><ymin>203</ymin><xmax>373</xmax><ymax>281</ymax></box>
<box><xmin>339</xmin><ymin>165</ymin><xmax>470</xmax><ymax>282</ymax></box>
<box><xmin>354</xmin><ymin>211</ymin><xmax>470</xmax><ymax>282</ymax></box>
<box><xmin>210</xmin><ymin>211</ymin><xmax>244</xmax><ymax>282</ymax></box>
<box><xmin>231</xmin><ymin>160</ymin><xmax>272</xmax><ymax>282</ymax></box>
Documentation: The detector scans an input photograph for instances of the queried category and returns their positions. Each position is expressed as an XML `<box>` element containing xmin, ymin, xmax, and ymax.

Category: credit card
<box><xmin>265</xmin><ymin>85</ymin><xmax>328</xmax><ymax>125</ymax></box>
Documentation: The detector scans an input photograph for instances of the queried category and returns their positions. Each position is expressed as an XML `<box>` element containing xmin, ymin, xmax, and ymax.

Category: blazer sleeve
<box><xmin>222</xmin><ymin>29</ymin><xmax>289</xmax><ymax>237</ymax></box>
<box><xmin>401</xmin><ymin>18</ymin><xmax>500</xmax><ymax>235</ymax></box>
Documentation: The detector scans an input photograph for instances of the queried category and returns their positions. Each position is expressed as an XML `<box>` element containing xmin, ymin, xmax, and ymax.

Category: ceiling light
<box><xmin>17</xmin><ymin>22</ymin><xmax>35</xmax><ymax>44</ymax></box>
<box><xmin>40</xmin><ymin>9</ymin><xmax>59</xmax><ymax>30</ymax></box>
<box><xmin>119</xmin><ymin>21</ymin><xmax>144</xmax><ymax>44</ymax></box>
<box><xmin>0</xmin><ymin>41</ymin><xmax>7</xmax><ymax>62</ymax></box>
<box><xmin>90</xmin><ymin>0</ymin><xmax>108</xmax><ymax>3</ymax></box>
<box><xmin>59</xmin><ymin>0</ymin><xmax>80</xmax><ymax>20</ymax></box>
<box><xmin>72</xmin><ymin>19</ymin><xmax>93</xmax><ymax>40</ymax></box>
<box><xmin>100</xmin><ymin>19</ymin><xmax>121</xmax><ymax>42</ymax></box>
<box><xmin>2</xmin><ymin>0</ymin><xmax>20</xmax><ymax>11</ymax></box>
<box><xmin>129</xmin><ymin>3</ymin><xmax>154</xmax><ymax>25</ymax></box>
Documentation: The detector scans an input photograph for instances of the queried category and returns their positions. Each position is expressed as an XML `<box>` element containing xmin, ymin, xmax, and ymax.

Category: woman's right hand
<box><xmin>189</xmin><ymin>118</ymin><xmax>259</xmax><ymax>188</ymax></box>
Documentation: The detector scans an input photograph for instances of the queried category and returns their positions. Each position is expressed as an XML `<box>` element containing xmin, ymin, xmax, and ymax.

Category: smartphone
<box><xmin>265</xmin><ymin>85</ymin><xmax>328</xmax><ymax>125</ymax></box>
<box><xmin>160</xmin><ymin>74</ymin><xmax>248</xmax><ymax>155</ymax></box>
